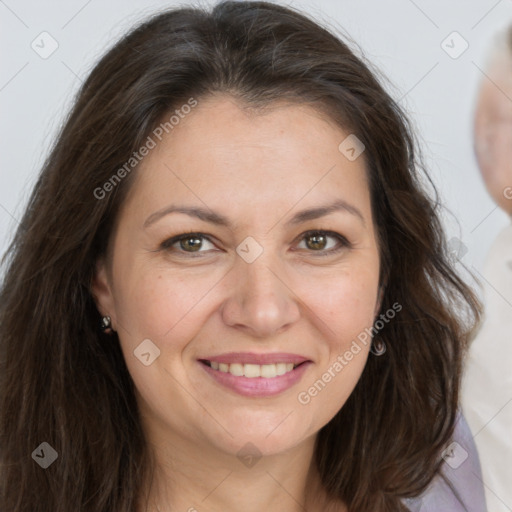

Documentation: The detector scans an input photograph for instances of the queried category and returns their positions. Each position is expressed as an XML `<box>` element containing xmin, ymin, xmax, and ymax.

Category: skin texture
<box><xmin>474</xmin><ymin>56</ymin><xmax>512</xmax><ymax>215</ymax></box>
<box><xmin>92</xmin><ymin>94</ymin><xmax>381</xmax><ymax>512</ymax></box>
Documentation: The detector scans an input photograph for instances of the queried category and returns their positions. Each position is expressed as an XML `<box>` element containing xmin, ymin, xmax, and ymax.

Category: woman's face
<box><xmin>93</xmin><ymin>94</ymin><xmax>381</xmax><ymax>458</ymax></box>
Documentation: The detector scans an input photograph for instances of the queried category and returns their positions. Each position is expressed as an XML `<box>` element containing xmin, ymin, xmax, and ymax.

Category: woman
<box><xmin>0</xmin><ymin>2</ymin><xmax>484</xmax><ymax>511</ymax></box>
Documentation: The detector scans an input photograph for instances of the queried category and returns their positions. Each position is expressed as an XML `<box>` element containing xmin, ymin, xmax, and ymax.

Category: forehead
<box><xmin>158</xmin><ymin>95</ymin><xmax>346</xmax><ymax>155</ymax></box>
<box><xmin>120</xmin><ymin>94</ymin><xmax>372</xmax><ymax>229</ymax></box>
<box><xmin>139</xmin><ymin>95</ymin><xmax>366</xmax><ymax>181</ymax></box>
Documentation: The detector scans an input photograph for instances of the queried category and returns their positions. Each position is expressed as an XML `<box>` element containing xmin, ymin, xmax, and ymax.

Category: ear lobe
<box><xmin>90</xmin><ymin>257</ymin><xmax>116</xmax><ymax>324</ymax></box>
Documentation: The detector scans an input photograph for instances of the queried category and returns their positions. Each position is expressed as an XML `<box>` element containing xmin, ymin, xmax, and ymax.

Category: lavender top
<box><xmin>403</xmin><ymin>412</ymin><xmax>487</xmax><ymax>511</ymax></box>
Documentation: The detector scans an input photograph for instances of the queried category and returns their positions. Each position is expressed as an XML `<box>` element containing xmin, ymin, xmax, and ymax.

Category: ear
<box><xmin>91</xmin><ymin>257</ymin><xmax>117</xmax><ymax>330</ymax></box>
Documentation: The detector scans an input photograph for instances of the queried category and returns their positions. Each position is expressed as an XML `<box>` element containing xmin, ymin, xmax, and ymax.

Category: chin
<box><xmin>207</xmin><ymin>415</ymin><xmax>312</xmax><ymax>459</ymax></box>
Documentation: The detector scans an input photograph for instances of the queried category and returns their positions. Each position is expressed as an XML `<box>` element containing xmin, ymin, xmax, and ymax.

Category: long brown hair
<box><xmin>0</xmin><ymin>2</ymin><xmax>481</xmax><ymax>511</ymax></box>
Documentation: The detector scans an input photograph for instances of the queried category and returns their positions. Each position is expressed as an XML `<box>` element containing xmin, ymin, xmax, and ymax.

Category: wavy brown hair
<box><xmin>0</xmin><ymin>2</ymin><xmax>481</xmax><ymax>511</ymax></box>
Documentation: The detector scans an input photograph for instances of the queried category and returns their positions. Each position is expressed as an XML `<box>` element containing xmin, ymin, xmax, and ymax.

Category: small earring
<box><xmin>370</xmin><ymin>338</ymin><xmax>386</xmax><ymax>356</ymax></box>
<box><xmin>100</xmin><ymin>315</ymin><xmax>113</xmax><ymax>334</ymax></box>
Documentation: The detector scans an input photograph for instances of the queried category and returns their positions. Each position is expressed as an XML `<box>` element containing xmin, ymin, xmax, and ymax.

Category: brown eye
<box><xmin>180</xmin><ymin>236</ymin><xmax>203</xmax><ymax>252</ymax></box>
<box><xmin>295</xmin><ymin>230</ymin><xmax>350</xmax><ymax>255</ymax></box>
<box><xmin>160</xmin><ymin>233</ymin><xmax>217</xmax><ymax>256</ymax></box>
<box><xmin>305</xmin><ymin>233</ymin><xmax>328</xmax><ymax>250</ymax></box>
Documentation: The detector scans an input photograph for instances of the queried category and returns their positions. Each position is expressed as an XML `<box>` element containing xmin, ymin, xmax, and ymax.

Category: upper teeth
<box><xmin>209</xmin><ymin>361</ymin><xmax>296</xmax><ymax>378</ymax></box>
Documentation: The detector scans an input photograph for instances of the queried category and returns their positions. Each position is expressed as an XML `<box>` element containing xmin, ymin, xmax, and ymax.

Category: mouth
<box><xmin>197</xmin><ymin>353</ymin><xmax>312</xmax><ymax>397</ymax></box>
<box><xmin>199</xmin><ymin>360</ymin><xmax>305</xmax><ymax>378</ymax></box>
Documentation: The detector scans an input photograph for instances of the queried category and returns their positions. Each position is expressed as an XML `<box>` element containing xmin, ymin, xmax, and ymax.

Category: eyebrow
<box><xmin>284</xmin><ymin>199</ymin><xmax>365</xmax><ymax>227</ymax></box>
<box><xmin>143</xmin><ymin>199</ymin><xmax>365</xmax><ymax>229</ymax></box>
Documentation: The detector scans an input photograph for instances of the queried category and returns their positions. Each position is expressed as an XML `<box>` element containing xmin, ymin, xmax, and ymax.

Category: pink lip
<box><xmin>201</xmin><ymin>352</ymin><xmax>310</xmax><ymax>365</ymax></box>
<box><xmin>198</xmin><ymin>355</ymin><xmax>312</xmax><ymax>398</ymax></box>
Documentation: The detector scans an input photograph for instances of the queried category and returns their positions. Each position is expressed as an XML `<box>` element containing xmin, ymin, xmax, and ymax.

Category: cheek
<box><xmin>114</xmin><ymin>263</ymin><xmax>222</xmax><ymax>341</ymax></box>
<box><xmin>112</xmin><ymin>268</ymin><xmax>216</xmax><ymax>420</ymax></box>
<box><xmin>296</xmin><ymin>273</ymin><xmax>377</xmax><ymax>421</ymax></box>
<box><xmin>299</xmin><ymin>265</ymin><xmax>379</xmax><ymax>343</ymax></box>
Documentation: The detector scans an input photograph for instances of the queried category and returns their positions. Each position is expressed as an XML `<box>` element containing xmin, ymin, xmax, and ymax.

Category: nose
<box><xmin>221</xmin><ymin>254</ymin><xmax>301</xmax><ymax>338</ymax></box>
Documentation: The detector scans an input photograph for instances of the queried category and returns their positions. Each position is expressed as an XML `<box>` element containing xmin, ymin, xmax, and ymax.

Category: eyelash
<box><xmin>159</xmin><ymin>230</ymin><xmax>351</xmax><ymax>258</ymax></box>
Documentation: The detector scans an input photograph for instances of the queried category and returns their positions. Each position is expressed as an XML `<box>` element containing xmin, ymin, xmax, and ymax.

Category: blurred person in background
<box><xmin>462</xmin><ymin>24</ymin><xmax>512</xmax><ymax>512</ymax></box>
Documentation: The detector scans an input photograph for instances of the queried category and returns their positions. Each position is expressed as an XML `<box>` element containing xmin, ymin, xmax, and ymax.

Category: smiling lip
<box><xmin>198</xmin><ymin>352</ymin><xmax>312</xmax><ymax>397</ymax></box>
<box><xmin>202</xmin><ymin>352</ymin><xmax>309</xmax><ymax>365</ymax></box>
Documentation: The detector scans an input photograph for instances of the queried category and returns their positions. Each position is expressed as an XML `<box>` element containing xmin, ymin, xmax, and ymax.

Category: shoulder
<box><xmin>405</xmin><ymin>412</ymin><xmax>487</xmax><ymax>512</ymax></box>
